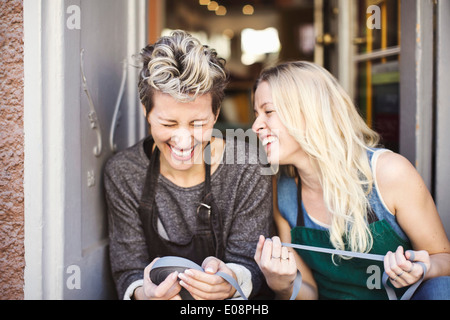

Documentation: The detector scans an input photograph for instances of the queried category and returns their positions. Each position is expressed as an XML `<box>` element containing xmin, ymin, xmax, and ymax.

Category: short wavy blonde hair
<box><xmin>138</xmin><ymin>30</ymin><xmax>228</xmax><ymax>117</ymax></box>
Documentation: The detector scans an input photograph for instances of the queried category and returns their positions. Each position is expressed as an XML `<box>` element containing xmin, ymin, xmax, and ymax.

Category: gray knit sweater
<box><xmin>103</xmin><ymin>137</ymin><xmax>273</xmax><ymax>299</ymax></box>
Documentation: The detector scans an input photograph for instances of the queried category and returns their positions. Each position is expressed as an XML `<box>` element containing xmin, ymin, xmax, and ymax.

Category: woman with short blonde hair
<box><xmin>105</xmin><ymin>30</ymin><xmax>273</xmax><ymax>300</ymax></box>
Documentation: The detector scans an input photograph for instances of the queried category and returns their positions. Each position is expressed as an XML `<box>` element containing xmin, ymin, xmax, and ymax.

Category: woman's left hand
<box><xmin>254</xmin><ymin>235</ymin><xmax>298</xmax><ymax>298</ymax></box>
<box><xmin>178</xmin><ymin>256</ymin><xmax>237</xmax><ymax>300</ymax></box>
<box><xmin>384</xmin><ymin>246</ymin><xmax>431</xmax><ymax>288</ymax></box>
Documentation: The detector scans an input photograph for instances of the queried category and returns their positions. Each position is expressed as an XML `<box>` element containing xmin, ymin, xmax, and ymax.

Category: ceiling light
<box><xmin>223</xmin><ymin>29</ymin><xmax>234</xmax><ymax>39</ymax></box>
<box><xmin>208</xmin><ymin>1</ymin><xmax>219</xmax><ymax>11</ymax></box>
<box><xmin>242</xmin><ymin>4</ymin><xmax>254</xmax><ymax>15</ymax></box>
<box><xmin>215</xmin><ymin>5</ymin><xmax>227</xmax><ymax>16</ymax></box>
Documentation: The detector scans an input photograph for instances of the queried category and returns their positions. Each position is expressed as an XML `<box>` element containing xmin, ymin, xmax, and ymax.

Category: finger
<box><xmin>254</xmin><ymin>235</ymin><xmax>265</xmax><ymax>264</ymax></box>
<box><xmin>280</xmin><ymin>246</ymin><xmax>294</xmax><ymax>276</ymax></box>
<box><xmin>395</xmin><ymin>246</ymin><xmax>417</xmax><ymax>285</ymax></box>
<box><xmin>405</xmin><ymin>249</ymin><xmax>429</xmax><ymax>264</ymax></box>
<box><xmin>288</xmin><ymin>250</ymin><xmax>297</xmax><ymax>271</ymax></box>
<box><xmin>388</xmin><ymin>249</ymin><xmax>404</xmax><ymax>282</ymax></box>
<box><xmin>260</xmin><ymin>238</ymin><xmax>273</xmax><ymax>268</ymax></box>
<box><xmin>179</xmin><ymin>274</ymin><xmax>224</xmax><ymax>293</ymax></box>
<box><xmin>281</xmin><ymin>246</ymin><xmax>289</xmax><ymax>261</ymax></box>
<box><xmin>271</xmin><ymin>236</ymin><xmax>282</xmax><ymax>259</ymax></box>
<box><xmin>179</xmin><ymin>271</ymin><xmax>227</xmax><ymax>299</ymax></box>
<box><xmin>165</xmin><ymin>281</ymin><xmax>183</xmax><ymax>299</ymax></box>
<box><xmin>388</xmin><ymin>248</ymin><xmax>409</xmax><ymax>287</ymax></box>
<box><xmin>395</xmin><ymin>246</ymin><xmax>412</xmax><ymax>272</ymax></box>
<box><xmin>272</xmin><ymin>237</ymin><xmax>281</xmax><ymax>259</ymax></box>
<box><xmin>384</xmin><ymin>251</ymin><xmax>400</xmax><ymax>288</ymax></box>
<box><xmin>394</xmin><ymin>246</ymin><xmax>419</xmax><ymax>280</ymax></box>
<box><xmin>179</xmin><ymin>280</ymin><xmax>224</xmax><ymax>300</ymax></box>
<box><xmin>392</xmin><ymin>247</ymin><xmax>430</xmax><ymax>287</ymax></box>
<box><xmin>153</xmin><ymin>271</ymin><xmax>180</xmax><ymax>299</ymax></box>
<box><xmin>383</xmin><ymin>251</ymin><xmax>391</xmax><ymax>275</ymax></box>
<box><xmin>202</xmin><ymin>257</ymin><xmax>221</xmax><ymax>274</ymax></box>
<box><xmin>144</xmin><ymin>258</ymin><xmax>160</xmax><ymax>282</ymax></box>
<box><xmin>180</xmin><ymin>269</ymin><xmax>223</xmax><ymax>286</ymax></box>
<box><xmin>405</xmin><ymin>250</ymin><xmax>429</xmax><ymax>277</ymax></box>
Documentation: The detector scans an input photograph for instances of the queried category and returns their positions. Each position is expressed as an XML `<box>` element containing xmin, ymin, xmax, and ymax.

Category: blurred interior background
<box><xmin>149</xmin><ymin>0</ymin><xmax>401</xmax><ymax>152</ymax></box>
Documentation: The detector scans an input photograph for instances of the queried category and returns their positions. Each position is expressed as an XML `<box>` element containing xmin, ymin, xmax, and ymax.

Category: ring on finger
<box><xmin>407</xmin><ymin>263</ymin><xmax>415</xmax><ymax>273</ymax></box>
<box><xmin>271</xmin><ymin>255</ymin><xmax>280</xmax><ymax>259</ymax></box>
<box><xmin>281</xmin><ymin>247</ymin><xmax>289</xmax><ymax>261</ymax></box>
<box><xmin>391</xmin><ymin>274</ymin><xmax>401</xmax><ymax>282</ymax></box>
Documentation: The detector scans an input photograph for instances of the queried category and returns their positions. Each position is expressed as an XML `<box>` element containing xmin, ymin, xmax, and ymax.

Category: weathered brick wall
<box><xmin>0</xmin><ymin>0</ymin><xmax>25</xmax><ymax>300</ymax></box>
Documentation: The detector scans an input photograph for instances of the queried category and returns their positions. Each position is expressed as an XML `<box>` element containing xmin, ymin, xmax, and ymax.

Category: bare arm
<box><xmin>377</xmin><ymin>152</ymin><xmax>450</xmax><ymax>284</ymax></box>
<box><xmin>254</xmin><ymin>177</ymin><xmax>318</xmax><ymax>300</ymax></box>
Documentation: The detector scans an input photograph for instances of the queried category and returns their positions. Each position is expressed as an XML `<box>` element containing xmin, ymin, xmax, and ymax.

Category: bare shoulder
<box><xmin>376</xmin><ymin>152</ymin><xmax>450</xmax><ymax>254</ymax></box>
<box><xmin>376</xmin><ymin>151</ymin><xmax>422</xmax><ymax>187</ymax></box>
<box><xmin>375</xmin><ymin>151</ymin><xmax>429</xmax><ymax>214</ymax></box>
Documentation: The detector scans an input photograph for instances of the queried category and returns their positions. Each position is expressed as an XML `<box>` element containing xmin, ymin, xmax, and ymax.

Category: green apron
<box><xmin>291</xmin><ymin>220</ymin><xmax>412</xmax><ymax>300</ymax></box>
<box><xmin>290</xmin><ymin>176</ymin><xmax>412</xmax><ymax>300</ymax></box>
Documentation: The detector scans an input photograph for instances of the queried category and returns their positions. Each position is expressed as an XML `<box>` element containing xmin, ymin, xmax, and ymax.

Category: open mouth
<box><xmin>167</xmin><ymin>143</ymin><xmax>197</xmax><ymax>161</ymax></box>
<box><xmin>262</xmin><ymin>136</ymin><xmax>278</xmax><ymax>147</ymax></box>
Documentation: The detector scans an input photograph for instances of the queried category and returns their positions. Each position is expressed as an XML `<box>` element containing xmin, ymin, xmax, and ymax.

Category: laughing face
<box><xmin>148</xmin><ymin>91</ymin><xmax>217</xmax><ymax>172</ymax></box>
<box><xmin>252</xmin><ymin>81</ymin><xmax>303</xmax><ymax>165</ymax></box>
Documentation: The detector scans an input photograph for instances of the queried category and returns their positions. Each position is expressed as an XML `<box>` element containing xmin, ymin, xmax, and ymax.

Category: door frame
<box><xmin>23</xmin><ymin>0</ymin><xmax>147</xmax><ymax>299</ymax></box>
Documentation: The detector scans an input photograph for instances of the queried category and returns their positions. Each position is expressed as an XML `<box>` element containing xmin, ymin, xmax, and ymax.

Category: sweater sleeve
<box><xmin>103</xmin><ymin>155</ymin><xmax>149</xmax><ymax>299</ymax></box>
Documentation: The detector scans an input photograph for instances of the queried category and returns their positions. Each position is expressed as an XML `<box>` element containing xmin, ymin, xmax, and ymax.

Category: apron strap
<box><xmin>203</xmin><ymin>143</ymin><xmax>211</xmax><ymax>196</ymax></box>
<box><xmin>138</xmin><ymin>138</ymin><xmax>161</xmax><ymax>243</ymax></box>
<box><xmin>295</xmin><ymin>171</ymin><xmax>305</xmax><ymax>227</ymax></box>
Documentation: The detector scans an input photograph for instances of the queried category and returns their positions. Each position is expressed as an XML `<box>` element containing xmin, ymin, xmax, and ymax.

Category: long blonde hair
<box><xmin>256</xmin><ymin>61</ymin><xmax>380</xmax><ymax>253</ymax></box>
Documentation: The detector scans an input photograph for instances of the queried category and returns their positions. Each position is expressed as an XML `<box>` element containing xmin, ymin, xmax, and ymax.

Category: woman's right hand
<box><xmin>134</xmin><ymin>258</ymin><xmax>182</xmax><ymax>300</ymax></box>
<box><xmin>254</xmin><ymin>235</ymin><xmax>298</xmax><ymax>299</ymax></box>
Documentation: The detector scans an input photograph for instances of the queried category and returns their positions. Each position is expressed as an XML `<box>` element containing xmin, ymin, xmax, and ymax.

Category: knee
<box><xmin>412</xmin><ymin>276</ymin><xmax>450</xmax><ymax>300</ymax></box>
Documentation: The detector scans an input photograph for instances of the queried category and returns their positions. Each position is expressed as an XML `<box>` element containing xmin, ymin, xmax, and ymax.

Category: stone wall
<box><xmin>0</xmin><ymin>0</ymin><xmax>25</xmax><ymax>300</ymax></box>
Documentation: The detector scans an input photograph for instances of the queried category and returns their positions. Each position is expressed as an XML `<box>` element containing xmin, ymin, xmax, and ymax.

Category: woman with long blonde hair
<box><xmin>252</xmin><ymin>61</ymin><xmax>450</xmax><ymax>299</ymax></box>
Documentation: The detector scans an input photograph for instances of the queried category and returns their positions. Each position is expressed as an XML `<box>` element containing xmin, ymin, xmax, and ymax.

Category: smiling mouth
<box><xmin>262</xmin><ymin>136</ymin><xmax>278</xmax><ymax>147</ymax></box>
<box><xmin>167</xmin><ymin>143</ymin><xmax>197</xmax><ymax>161</ymax></box>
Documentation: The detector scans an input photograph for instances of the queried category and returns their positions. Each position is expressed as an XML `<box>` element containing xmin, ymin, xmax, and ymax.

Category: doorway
<box><xmin>149</xmin><ymin>0</ymin><xmax>319</xmax><ymax>133</ymax></box>
<box><xmin>147</xmin><ymin>0</ymin><xmax>402</xmax><ymax>153</ymax></box>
